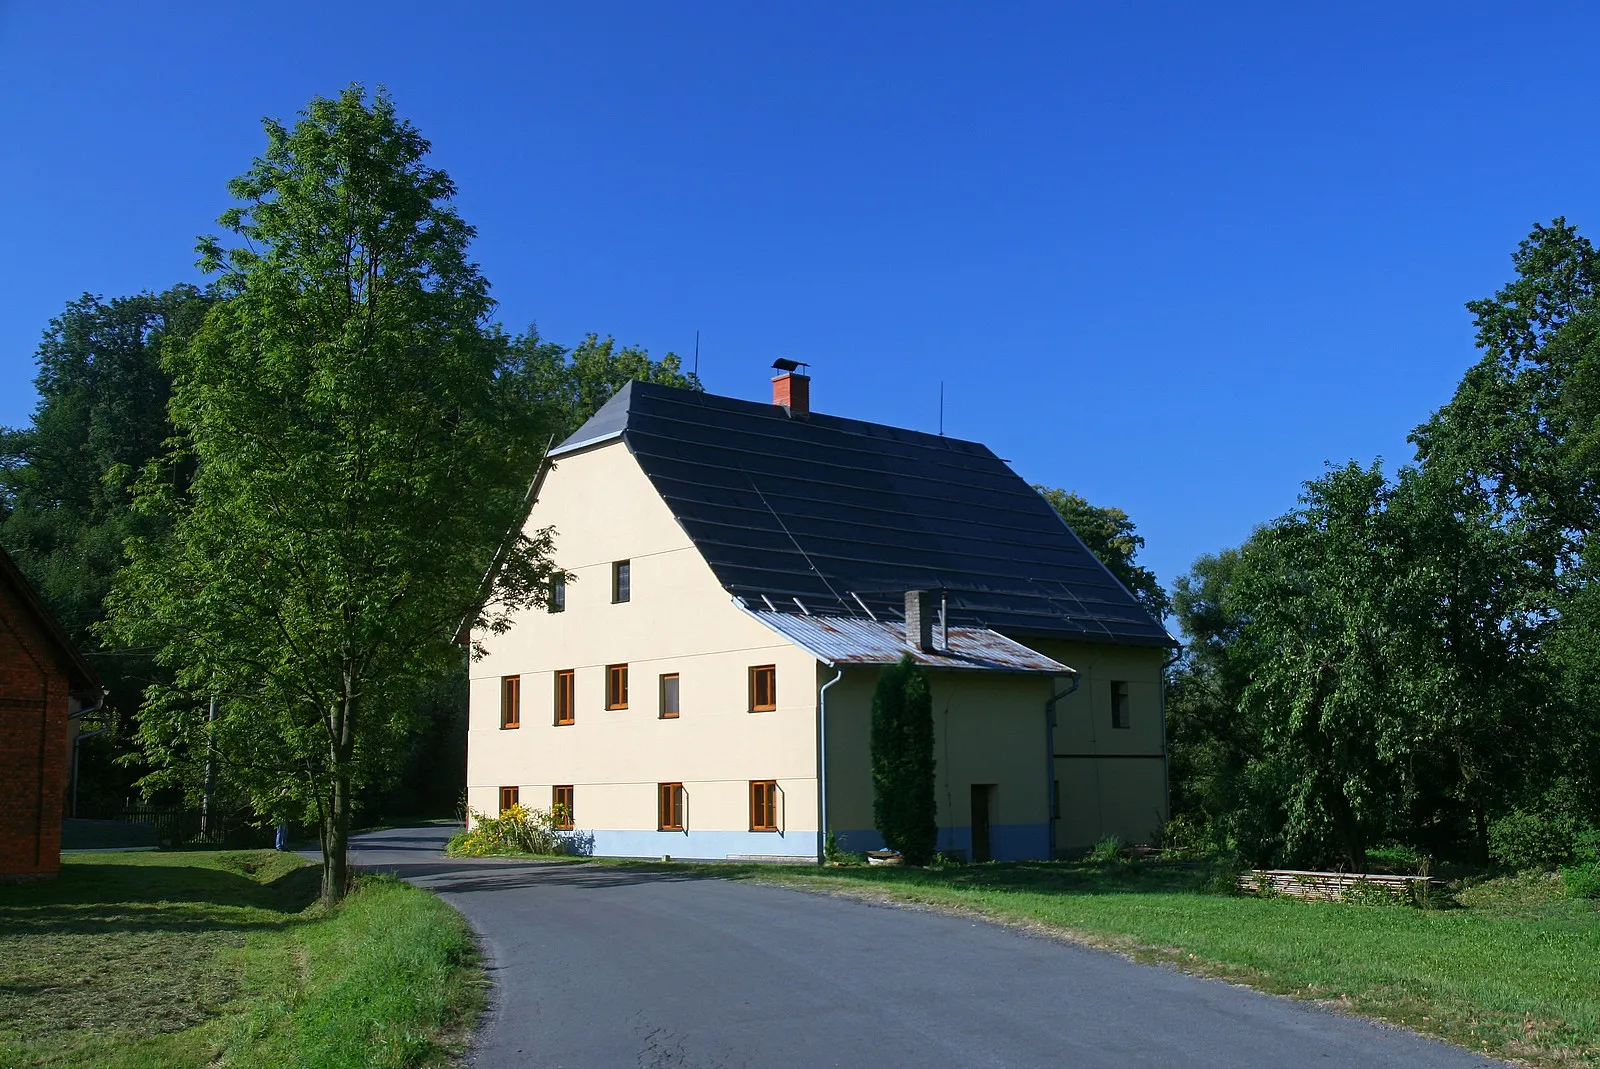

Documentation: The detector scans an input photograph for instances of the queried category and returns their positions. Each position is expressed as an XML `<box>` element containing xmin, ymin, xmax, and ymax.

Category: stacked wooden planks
<box><xmin>1239</xmin><ymin>869</ymin><xmax>1443</xmax><ymax>903</ymax></box>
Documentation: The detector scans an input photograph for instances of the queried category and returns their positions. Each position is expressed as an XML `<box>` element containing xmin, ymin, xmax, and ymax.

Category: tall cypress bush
<box><xmin>871</xmin><ymin>654</ymin><xmax>937</xmax><ymax>864</ymax></box>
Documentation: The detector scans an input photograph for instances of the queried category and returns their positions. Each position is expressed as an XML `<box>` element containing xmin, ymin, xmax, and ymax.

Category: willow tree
<box><xmin>106</xmin><ymin>87</ymin><xmax>556</xmax><ymax>901</ymax></box>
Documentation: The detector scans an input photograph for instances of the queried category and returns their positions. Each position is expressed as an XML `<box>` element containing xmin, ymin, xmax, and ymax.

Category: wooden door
<box><xmin>971</xmin><ymin>784</ymin><xmax>994</xmax><ymax>862</ymax></box>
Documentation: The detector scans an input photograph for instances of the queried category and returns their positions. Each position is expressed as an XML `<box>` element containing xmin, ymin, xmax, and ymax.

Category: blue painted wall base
<box><xmin>589</xmin><ymin>828</ymin><xmax>816</xmax><ymax>860</ymax></box>
<box><xmin>830</xmin><ymin>823</ymin><xmax>1048</xmax><ymax>861</ymax></box>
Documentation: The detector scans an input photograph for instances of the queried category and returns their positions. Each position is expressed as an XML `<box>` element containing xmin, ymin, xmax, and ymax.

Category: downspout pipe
<box><xmin>817</xmin><ymin>667</ymin><xmax>844</xmax><ymax>862</ymax></box>
<box><xmin>1044</xmin><ymin>671</ymin><xmax>1080</xmax><ymax>860</ymax></box>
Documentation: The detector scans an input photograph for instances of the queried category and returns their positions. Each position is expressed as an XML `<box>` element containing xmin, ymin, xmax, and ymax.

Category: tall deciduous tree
<box><xmin>1412</xmin><ymin>218</ymin><xmax>1600</xmax><ymax>577</ymax></box>
<box><xmin>106</xmin><ymin>87</ymin><xmax>557</xmax><ymax>901</ymax></box>
<box><xmin>1035</xmin><ymin>487</ymin><xmax>1169</xmax><ymax>619</ymax></box>
<box><xmin>1410</xmin><ymin>217</ymin><xmax>1600</xmax><ymax>830</ymax></box>
<box><xmin>1230</xmin><ymin>463</ymin><xmax>1411</xmax><ymax>868</ymax></box>
<box><xmin>870</xmin><ymin>654</ymin><xmax>937</xmax><ymax>865</ymax></box>
<box><xmin>1162</xmin><ymin>221</ymin><xmax>1600</xmax><ymax>868</ymax></box>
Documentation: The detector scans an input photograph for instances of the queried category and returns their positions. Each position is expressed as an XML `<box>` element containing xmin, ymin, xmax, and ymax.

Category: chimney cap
<box><xmin>771</xmin><ymin>358</ymin><xmax>809</xmax><ymax>373</ymax></box>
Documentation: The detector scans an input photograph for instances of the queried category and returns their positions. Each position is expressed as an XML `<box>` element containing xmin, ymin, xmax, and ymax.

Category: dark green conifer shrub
<box><xmin>870</xmin><ymin>654</ymin><xmax>937</xmax><ymax>865</ymax></box>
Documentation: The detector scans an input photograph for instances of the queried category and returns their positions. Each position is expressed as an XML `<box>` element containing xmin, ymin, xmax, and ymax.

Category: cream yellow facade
<box><xmin>468</xmin><ymin>440</ymin><xmax>821</xmax><ymax>859</ymax></box>
<box><xmin>468</xmin><ymin>436</ymin><xmax>1172</xmax><ymax>861</ymax></box>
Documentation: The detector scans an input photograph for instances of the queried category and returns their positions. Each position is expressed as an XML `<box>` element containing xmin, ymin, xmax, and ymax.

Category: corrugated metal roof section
<box><xmin>550</xmin><ymin>381</ymin><xmax>1175</xmax><ymax>647</ymax></box>
<box><xmin>747</xmin><ymin>610</ymin><xmax>1075</xmax><ymax>674</ymax></box>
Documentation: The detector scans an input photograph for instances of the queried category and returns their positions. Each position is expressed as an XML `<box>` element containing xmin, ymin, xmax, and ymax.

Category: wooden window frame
<box><xmin>500</xmin><ymin>675</ymin><xmax>521</xmax><ymax>729</ymax></box>
<box><xmin>657</xmin><ymin>782</ymin><xmax>684</xmax><ymax>831</ymax></box>
<box><xmin>659</xmin><ymin>672</ymin><xmax>680</xmax><ymax>719</ymax></box>
<box><xmin>554</xmin><ymin>669</ymin><xmax>575</xmax><ymax>726</ymax></box>
<box><xmin>498</xmin><ymin>786</ymin><xmax>519</xmax><ymax>814</ymax></box>
<box><xmin>750</xmin><ymin>780</ymin><xmax>778</xmax><ymax>832</ymax></box>
<box><xmin>606</xmin><ymin>664</ymin><xmax>629</xmax><ymax>710</ymax></box>
<box><xmin>749</xmin><ymin>664</ymin><xmax>777</xmax><ymax>712</ymax></box>
<box><xmin>1111</xmin><ymin>680</ymin><xmax>1131</xmax><ymax>730</ymax></box>
<box><xmin>612</xmin><ymin>559</ymin><xmax>631</xmax><ymax>603</ymax></box>
<box><xmin>552</xmin><ymin>785</ymin><xmax>574</xmax><ymax>830</ymax></box>
<box><xmin>549</xmin><ymin>575</ymin><xmax>566</xmax><ymax>613</ymax></box>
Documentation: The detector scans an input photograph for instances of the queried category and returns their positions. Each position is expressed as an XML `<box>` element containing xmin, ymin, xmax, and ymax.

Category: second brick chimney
<box><xmin>905</xmin><ymin>590</ymin><xmax>933</xmax><ymax>652</ymax></box>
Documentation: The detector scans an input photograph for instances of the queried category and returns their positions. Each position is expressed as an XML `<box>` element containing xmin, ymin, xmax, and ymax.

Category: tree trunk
<box><xmin>323</xmin><ymin>769</ymin><xmax>350</xmax><ymax>903</ymax></box>
<box><xmin>321</xmin><ymin>693</ymin><xmax>356</xmax><ymax>904</ymax></box>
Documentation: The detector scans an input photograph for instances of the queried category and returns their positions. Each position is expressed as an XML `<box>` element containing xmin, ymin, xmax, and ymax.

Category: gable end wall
<box><xmin>467</xmin><ymin>441</ymin><xmax>822</xmax><ymax>859</ymax></box>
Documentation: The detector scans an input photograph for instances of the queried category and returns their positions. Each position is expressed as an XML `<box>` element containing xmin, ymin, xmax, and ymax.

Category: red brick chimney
<box><xmin>771</xmin><ymin>362</ymin><xmax>811</xmax><ymax>417</ymax></box>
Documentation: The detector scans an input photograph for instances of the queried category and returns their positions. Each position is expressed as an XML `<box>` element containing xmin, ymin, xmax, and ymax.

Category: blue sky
<box><xmin>3</xmin><ymin>3</ymin><xmax>1598</xmax><ymax>595</ymax></box>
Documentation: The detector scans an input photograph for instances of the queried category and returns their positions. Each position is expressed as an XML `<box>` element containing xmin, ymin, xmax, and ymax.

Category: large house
<box><xmin>0</xmin><ymin>546</ymin><xmax>102</xmax><ymax>879</ymax></box>
<box><xmin>467</xmin><ymin>371</ymin><xmax>1174</xmax><ymax>862</ymax></box>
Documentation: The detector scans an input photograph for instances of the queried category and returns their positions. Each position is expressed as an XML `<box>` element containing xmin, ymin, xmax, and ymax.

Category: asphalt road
<box><xmin>344</xmin><ymin>826</ymin><xmax>1504</xmax><ymax>1069</ymax></box>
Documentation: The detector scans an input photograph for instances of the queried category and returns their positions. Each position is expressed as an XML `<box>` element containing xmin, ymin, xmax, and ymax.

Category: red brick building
<box><xmin>1</xmin><ymin>546</ymin><xmax>102</xmax><ymax>879</ymax></box>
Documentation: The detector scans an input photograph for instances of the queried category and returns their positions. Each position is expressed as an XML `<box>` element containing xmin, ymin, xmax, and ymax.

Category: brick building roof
<box><xmin>0</xmin><ymin>546</ymin><xmax>102</xmax><ymax>695</ymax></box>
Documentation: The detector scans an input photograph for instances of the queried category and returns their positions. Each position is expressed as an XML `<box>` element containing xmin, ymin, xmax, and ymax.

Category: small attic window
<box><xmin>1111</xmin><ymin>681</ymin><xmax>1131</xmax><ymax>729</ymax></box>
<box><xmin>612</xmin><ymin>560</ymin><xmax>630</xmax><ymax>603</ymax></box>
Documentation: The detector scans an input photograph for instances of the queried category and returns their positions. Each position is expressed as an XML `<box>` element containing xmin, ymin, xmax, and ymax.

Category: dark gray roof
<box><xmin>549</xmin><ymin>381</ymin><xmax>1172</xmax><ymax>646</ymax></box>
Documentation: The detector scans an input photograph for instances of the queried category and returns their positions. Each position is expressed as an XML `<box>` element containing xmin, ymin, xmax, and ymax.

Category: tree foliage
<box><xmin>1035</xmin><ymin>486</ymin><xmax>1169</xmax><ymax>618</ymax></box>
<box><xmin>509</xmin><ymin>330</ymin><xmax>701</xmax><ymax>442</ymax></box>
<box><xmin>0</xmin><ymin>286</ymin><xmax>213</xmax><ymax>805</ymax></box>
<box><xmin>1</xmin><ymin>287</ymin><xmax>210</xmax><ymax>634</ymax></box>
<box><xmin>105</xmin><ymin>87</ymin><xmax>562</xmax><ymax>900</ymax></box>
<box><xmin>1167</xmin><ymin>219</ymin><xmax>1600</xmax><ymax>869</ymax></box>
<box><xmin>1165</xmin><ymin>548</ymin><xmax>1258</xmax><ymax>836</ymax></box>
<box><xmin>2</xmin><ymin>191</ymin><xmax>697</xmax><ymax>836</ymax></box>
<box><xmin>870</xmin><ymin>654</ymin><xmax>937</xmax><ymax>865</ymax></box>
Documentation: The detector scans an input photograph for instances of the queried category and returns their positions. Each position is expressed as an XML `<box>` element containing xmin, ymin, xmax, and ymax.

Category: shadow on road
<box><xmin>348</xmin><ymin>828</ymin><xmax>718</xmax><ymax>895</ymax></box>
<box><xmin>390</xmin><ymin>863</ymin><xmax>712</xmax><ymax>895</ymax></box>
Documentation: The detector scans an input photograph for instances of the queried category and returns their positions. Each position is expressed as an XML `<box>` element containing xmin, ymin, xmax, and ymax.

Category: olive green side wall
<box><xmin>821</xmin><ymin>667</ymin><xmax>1062</xmax><ymax>857</ymax></box>
<box><xmin>1026</xmin><ymin>639</ymin><xmax>1171</xmax><ymax>850</ymax></box>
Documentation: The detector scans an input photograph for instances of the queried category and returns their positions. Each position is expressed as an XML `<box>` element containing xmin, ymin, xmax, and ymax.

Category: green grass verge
<box><xmin>0</xmin><ymin>850</ymin><xmax>483</xmax><ymax>1068</ymax></box>
<box><xmin>692</xmin><ymin>858</ymin><xmax>1598</xmax><ymax>1069</ymax></box>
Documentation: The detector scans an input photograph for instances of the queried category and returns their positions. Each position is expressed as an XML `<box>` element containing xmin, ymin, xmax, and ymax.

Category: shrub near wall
<box><xmin>447</xmin><ymin>805</ymin><xmax>593</xmax><ymax>857</ymax></box>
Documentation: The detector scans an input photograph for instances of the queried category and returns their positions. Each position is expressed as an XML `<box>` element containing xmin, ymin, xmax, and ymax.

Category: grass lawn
<box><xmin>690</xmin><ymin>857</ymin><xmax>1598</xmax><ymax>1068</ymax></box>
<box><xmin>0</xmin><ymin>850</ymin><xmax>482</xmax><ymax>1068</ymax></box>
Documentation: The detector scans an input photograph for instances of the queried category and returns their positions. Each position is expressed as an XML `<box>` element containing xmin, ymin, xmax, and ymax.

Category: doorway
<box><xmin>970</xmin><ymin>784</ymin><xmax>995</xmax><ymax>862</ymax></box>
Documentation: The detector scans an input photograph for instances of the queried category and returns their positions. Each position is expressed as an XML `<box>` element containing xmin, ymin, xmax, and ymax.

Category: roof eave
<box><xmin>545</xmin><ymin>428</ymin><xmax>626</xmax><ymax>461</ymax></box>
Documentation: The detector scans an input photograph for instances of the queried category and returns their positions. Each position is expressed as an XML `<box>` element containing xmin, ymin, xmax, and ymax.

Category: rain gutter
<box><xmin>1044</xmin><ymin>671</ymin><xmax>1080</xmax><ymax>860</ymax></box>
<box><xmin>817</xmin><ymin>667</ymin><xmax>844</xmax><ymax>861</ymax></box>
